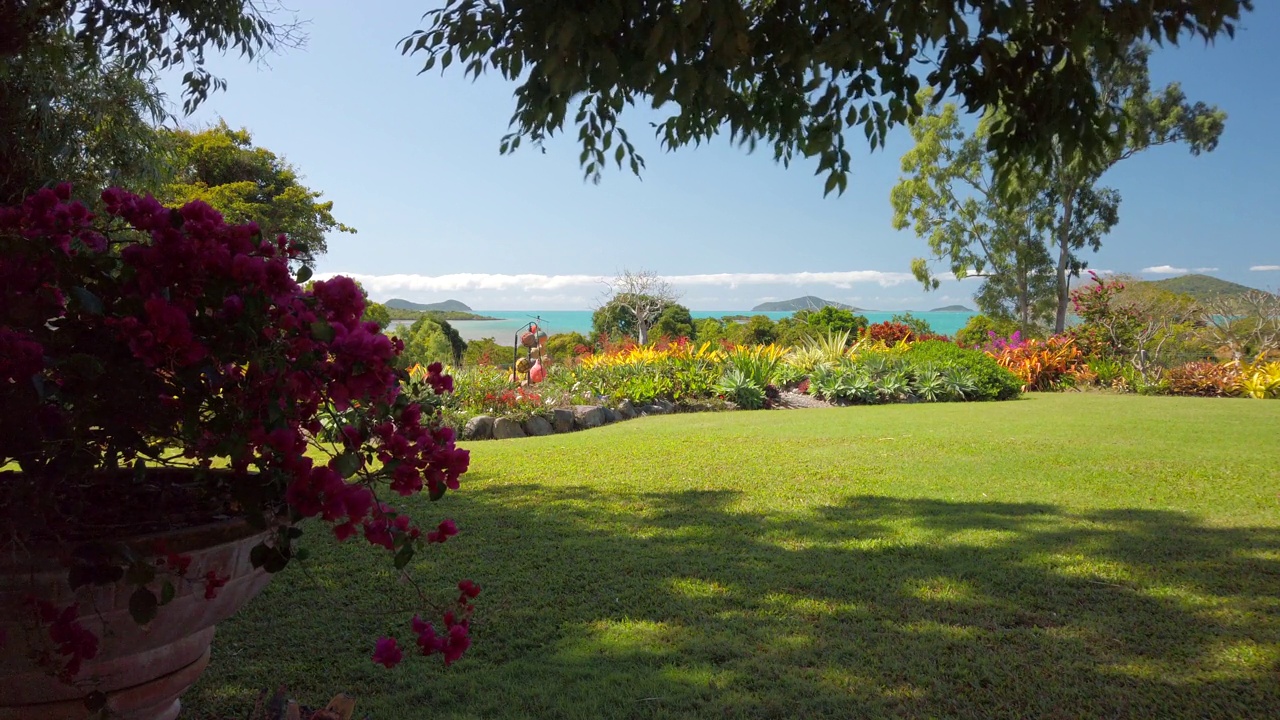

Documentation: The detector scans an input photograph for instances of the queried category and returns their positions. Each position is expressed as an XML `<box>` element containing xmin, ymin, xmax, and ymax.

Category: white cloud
<box><xmin>1250</xmin><ymin>265</ymin><xmax>1280</xmax><ymax>272</ymax></box>
<box><xmin>1141</xmin><ymin>265</ymin><xmax>1189</xmax><ymax>275</ymax></box>
<box><xmin>1193</xmin><ymin>267</ymin><xmax>1219</xmax><ymax>273</ymax></box>
<box><xmin>316</xmin><ymin>270</ymin><xmax>916</xmax><ymax>299</ymax></box>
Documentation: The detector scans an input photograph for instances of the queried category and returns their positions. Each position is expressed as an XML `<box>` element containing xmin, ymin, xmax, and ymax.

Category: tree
<box><xmin>160</xmin><ymin>122</ymin><xmax>354</xmax><ymax>266</ymax></box>
<box><xmin>1199</xmin><ymin>290</ymin><xmax>1280</xmax><ymax>362</ymax></box>
<box><xmin>892</xmin><ymin>96</ymin><xmax>1078</xmax><ymax>333</ymax></box>
<box><xmin>652</xmin><ymin>304</ymin><xmax>696</xmax><ymax>341</ymax></box>
<box><xmin>397</xmin><ymin>317</ymin><xmax>460</xmax><ymax>368</ymax></box>
<box><xmin>796</xmin><ymin>307</ymin><xmax>869</xmax><ymax>337</ymax></box>
<box><xmin>403</xmin><ymin>1</ymin><xmax>1249</xmax><ymax>191</ymax></box>
<box><xmin>0</xmin><ymin>32</ymin><xmax>169</xmax><ymax>204</ymax></box>
<box><xmin>1</xmin><ymin>1</ymin><xmax>304</xmax><ymax>114</ymax></box>
<box><xmin>1041</xmin><ymin>44</ymin><xmax>1226</xmax><ymax>332</ymax></box>
<box><xmin>595</xmin><ymin>270</ymin><xmax>680</xmax><ymax>344</ymax></box>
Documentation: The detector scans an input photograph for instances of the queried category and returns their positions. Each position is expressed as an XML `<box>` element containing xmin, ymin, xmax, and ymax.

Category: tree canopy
<box><xmin>0</xmin><ymin>0</ymin><xmax>304</xmax><ymax>114</ymax></box>
<box><xmin>161</xmin><ymin>122</ymin><xmax>354</xmax><ymax>266</ymax></box>
<box><xmin>403</xmin><ymin>1</ymin><xmax>1250</xmax><ymax>191</ymax></box>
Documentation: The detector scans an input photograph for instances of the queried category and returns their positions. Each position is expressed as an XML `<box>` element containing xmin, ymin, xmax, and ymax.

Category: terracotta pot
<box><xmin>0</xmin><ymin>516</ymin><xmax>275</xmax><ymax>720</ymax></box>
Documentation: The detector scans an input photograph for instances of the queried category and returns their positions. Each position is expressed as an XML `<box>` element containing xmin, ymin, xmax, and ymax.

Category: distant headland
<box><xmin>751</xmin><ymin>296</ymin><xmax>862</xmax><ymax>312</ymax></box>
<box><xmin>928</xmin><ymin>304</ymin><xmax>974</xmax><ymax>312</ymax></box>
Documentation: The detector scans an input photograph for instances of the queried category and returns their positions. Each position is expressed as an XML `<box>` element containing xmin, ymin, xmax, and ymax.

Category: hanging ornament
<box><xmin>521</xmin><ymin>331</ymin><xmax>538</xmax><ymax>348</ymax></box>
<box><xmin>529</xmin><ymin>359</ymin><xmax>546</xmax><ymax>384</ymax></box>
<box><xmin>515</xmin><ymin>357</ymin><xmax>531</xmax><ymax>374</ymax></box>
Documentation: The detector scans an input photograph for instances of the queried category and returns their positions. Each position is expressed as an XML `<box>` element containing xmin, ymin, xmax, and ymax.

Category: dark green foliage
<box><xmin>652</xmin><ymin>304</ymin><xmax>696</xmax><ymax>341</ymax></box>
<box><xmin>903</xmin><ymin>341</ymin><xmax>1022</xmax><ymax>401</ymax></box>
<box><xmin>404</xmin><ymin>1</ymin><xmax>1250</xmax><ymax>191</ymax></box>
<box><xmin>361</xmin><ymin>301</ymin><xmax>391</xmax><ymax>330</ymax></box>
<box><xmin>798</xmin><ymin>307</ymin><xmax>869</xmax><ymax>337</ymax></box>
<box><xmin>737</xmin><ymin>315</ymin><xmax>777</xmax><ymax>345</ymax></box>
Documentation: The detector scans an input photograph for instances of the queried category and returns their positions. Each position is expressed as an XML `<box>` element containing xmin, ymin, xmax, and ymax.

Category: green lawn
<box><xmin>189</xmin><ymin>394</ymin><xmax>1280</xmax><ymax>719</ymax></box>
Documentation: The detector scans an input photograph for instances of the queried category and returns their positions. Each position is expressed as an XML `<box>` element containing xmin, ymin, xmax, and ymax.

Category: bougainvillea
<box><xmin>1</xmin><ymin>185</ymin><xmax>477</xmax><ymax>681</ymax></box>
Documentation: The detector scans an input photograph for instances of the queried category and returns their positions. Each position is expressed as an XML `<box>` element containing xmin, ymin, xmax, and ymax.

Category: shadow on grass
<box><xmin>191</xmin><ymin>485</ymin><xmax>1280</xmax><ymax>719</ymax></box>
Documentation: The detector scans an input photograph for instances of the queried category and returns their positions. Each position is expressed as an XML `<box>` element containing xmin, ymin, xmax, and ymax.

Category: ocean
<box><xmin>392</xmin><ymin>309</ymin><xmax>976</xmax><ymax>343</ymax></box>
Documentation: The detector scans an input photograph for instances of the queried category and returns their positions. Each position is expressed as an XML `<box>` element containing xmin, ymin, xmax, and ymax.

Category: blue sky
<box><xmin>162</xmin><ymin>2</ymin><xmax>1279</xmax><ymax>310</ymax></box>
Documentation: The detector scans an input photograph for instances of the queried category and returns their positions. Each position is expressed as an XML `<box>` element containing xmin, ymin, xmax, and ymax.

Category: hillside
<box><xmin>386</xmin><ymin>298</ymin><xmax>473</xmax><ymax>312</ymax></box>
<box><xmin>1145</xmin><ymin>274</ymin><xmax>1262</xmax><ymax>300</ymax></box>
<box><xmin>752</xmin><ymin>296</ymin><xmax>861</xmax><ymax>312</ymax></box>
<box><xmin>928</xmin><ymin>304</ymin><xmax>974</xmax><ymax>312</ymax></box>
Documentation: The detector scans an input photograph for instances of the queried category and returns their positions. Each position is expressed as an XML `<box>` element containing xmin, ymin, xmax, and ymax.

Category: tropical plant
<box><xmin>0</xmin><ymin>186</ymin><xmax>476</xmax><ymax>689</ymax></box>
<box><xmin>861</xmin><ymin>321</ymin><xmax>916</xmax><ymax>346</ymax></box>
<box><xmin>1234</xmin><ymin>358</ymin><xmax>1280</xmax><ymax>399</ymax></box>
<box><xmin>876</xmin><ymin>370</ymin><xmax>914</xmax><ymax>403</ymax></box>
<box><xmin>715</xmin><ymin>368</ymin><xmax>766</xmax><ymax>410</ymax></box>
<box><xmin>912</xmin><ymin>366</ymin><xmax>948</xmax><ymax>402</ymax></box>
<box><xmin>902</xmin><ymin>341</ymin><xmax>1022</xmax><ymax>401</ymax></box>
<box><xmin>725</xmin><ymin>344</ymin><xmax>788</xmax><ymax>389</ymax></box>
<box><xmin>1165</xmin><ymin>361</ymin><xmax>1240</xmax><ymax>397</ymax></box>
<box><xmin>988</xmin><ymin>337</ymin><xmax>1085</xmax><ymax>392</ymax></box>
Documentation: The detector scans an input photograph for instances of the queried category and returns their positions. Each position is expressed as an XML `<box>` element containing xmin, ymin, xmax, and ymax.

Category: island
<box><xmin>383</xmin><ymin>298</ymin><xmax>500</xmax><ymax>322</ymax></box>
<box><xmin>928</xmin><ymin>304</ymin><xmax>974</xmax><ymax>312</ymax></box>
<box><xmin>752</xmin><ymin>296</ymin><xmax>862</xmax><ymax>312</ymax></box>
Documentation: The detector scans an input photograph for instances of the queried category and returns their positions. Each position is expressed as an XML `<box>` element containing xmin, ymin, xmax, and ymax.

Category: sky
<box><xmin>161</xmin><ymin>2</ymin><xmax>1280</xmax><ymax>311</ymax></box>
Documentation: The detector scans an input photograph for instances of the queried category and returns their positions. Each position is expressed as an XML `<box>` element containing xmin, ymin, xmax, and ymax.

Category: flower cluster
<box><xmin>373</xmin><ymin>579</ymin><xmax>481</xmax><ymax>669</ymax></box>
<box><xmin>1</xmin><ymin>186</ymin><xmax>477</xmax><ymax>675</ymax></box>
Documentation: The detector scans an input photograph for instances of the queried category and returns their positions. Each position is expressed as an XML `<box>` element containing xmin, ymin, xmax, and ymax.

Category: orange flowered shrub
<box><xmin>988</xmin><ymin>337</ymin><xmax>1084</xmax><ymax>391</ymax></box>
<box><xmin>1165</xmin><ymin>361</ymin><xmax>1239</xmax><ymax>397</ymax></box>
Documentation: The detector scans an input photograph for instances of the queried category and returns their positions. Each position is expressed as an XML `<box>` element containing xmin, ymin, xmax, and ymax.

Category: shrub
<box><xmin>725</xmin><ymin>344</ymin><xmax>787</xmax><ymax>388</ymax></box>
<box><xmin>716</xmin><ymin>368</ymin><xmax>766</xmax><ymax>409</ymax></box>
<box><xmin>1235</xmin><ymin>358</ymin><xmax>1280</xmax><ymax>399</ymax></box>
<box><xmin>861</xmin><ymin>321</ymin><xmax>915</xmax><ymax>346</ymax></box>
<box><xmin>1165</xmin><ymin>361</ymin><xmax>1239</xmax><ymax>397</ymax></box>
<box><xmin>988</xmin><ymin>337</ymin><xmax>1084</xmax><ymax>391</ymax></box>
<box><xmin>955</xmin><ymin>314</ymin><xmax>1020</xmax><ymax>349</ymax></box>
<box><xmin>902</xmin><ymin>341</ymin><xmax>1022</xmax><ymax>401</ymax></box>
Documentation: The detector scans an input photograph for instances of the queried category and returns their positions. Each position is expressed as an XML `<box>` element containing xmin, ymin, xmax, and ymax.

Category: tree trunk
<box><xmin>1054</xmin><ymin>188</ymin><xmax>1077</xmax><ymax>334</ymax></box>
<box><xmin>637</xmin><ymin>323</ymin><xmax>648</xmax><ymax>345</ymax></box>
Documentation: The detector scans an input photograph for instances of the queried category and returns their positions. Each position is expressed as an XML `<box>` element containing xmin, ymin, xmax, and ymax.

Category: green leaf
<box><xmin>334</xmin><ymin>451</ymin><xmax>362</xmax><ymax>479</ymax></box>
<box><xmin>310</xmin><ymin>321</ymin><xmax>336</xmax><ymax>343</ymax></box>
<box><xmin>294</xmin><ymin>547</ymin><xmax>310</xmax><ymax>562</ymax></box>
<box><xmin>128</xmin><ymin>587</ymin><xmax>158</xmax><ymax>625</ymax></box>
<box><xmin>69</xmin><ymin>287</ymin><xmax>104</xmax><ymax>315</ymax></box>
<box><xmin>125</xmin><ymin>561</ymin><xmax>156</xmax><ymax>586</ymax></box>
<box><xmin>296</xmin><ymin>265</ymin><xmax>314</xmax><ymax>284</ymax></box>
<box><xmin>393</xmin><ymin>544</ymin><xmax>415</xmax><ymax>570</ymax></box>
<box><xmin>159</xmin><ymin>581</ymin><xmax>176</xmax><ymax>606</ymax></box>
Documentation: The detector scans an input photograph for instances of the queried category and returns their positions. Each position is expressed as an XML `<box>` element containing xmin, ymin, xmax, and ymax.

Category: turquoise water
<box><xmin>395</xmin><ymin>309</ymin><xmax>976</xmax><ymax>342</ymax></box>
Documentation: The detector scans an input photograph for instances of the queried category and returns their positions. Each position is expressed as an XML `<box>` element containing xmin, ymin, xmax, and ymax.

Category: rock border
<box><xmin>459</xmin><ymin>398</ymin><xmax>686</xmax><ymax>441</ymax></box>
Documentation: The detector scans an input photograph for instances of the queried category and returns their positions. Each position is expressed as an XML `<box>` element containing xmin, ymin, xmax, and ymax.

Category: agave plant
<box><xmin>876</xmin><ymin>369</ymin><xmax>913</xmax><ymax>402</ymax></box>
<box><xmin>912</xmin><ymin>365</ymin><xmax>948</xmax><ymax>402</ymax></box>
<box><xmin>941</xmin><ymin>366</ymin><xmax>980</xmax><ymax>401</ymax></box>
<box><xmin>808</xmin><ymin>364</ymin><xmax>847</xmax><ymax>402</ymax></box>
<box><xmin>716</xmin><ymin>367</ymin><xmax>767</xmax><ymax>409</ymax></box>
<box><xmin>726</xmin><ymin>344</ymin><xmax>788</xmax><ymax>388</ymax></box>
<box><xmin>843</xmin><ymin>370</ymin><xmax>879</xmax><ymax>404</ymax></box>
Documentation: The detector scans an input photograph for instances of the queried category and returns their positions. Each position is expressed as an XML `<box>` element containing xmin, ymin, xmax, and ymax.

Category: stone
<box><xmin>552</xmin><ymin>408</ymin><xmax>575</xmax><ymax>433</ymax></box>
<box><xmin>524</xmin><ymin>416</ymin><xmax>554</xmax><ymax>436</ymax></box>
<box><xmin>572</xmin><ymin>405</ymin><xmax>606</xmax><ymax>429</ymax></box>
<box><xmin>653</xmin><ymin>398</ymin><xmax>675</xmax><ymax>414</ymax></box>
<box><xmin>463</xmin><ymin>415</ymin><xmax>494</xmax><ymax>441</ymax></box>
<box><xmin>492</xmin><ymin>417</ymin><xmax>526</xmax><ymax>440</ymax></box>
<box><xmin>616</xmin><ymin>399</ymin><xmax>636</xmax><ymax>420</ymax></box>
<box><xmin>602</xmin><ymin>408</ymin><xmax>620</xmax><ymax>424</ymax></box>
<box><xmin>636</xmin><ymin>404</ymin><xmax>662</xmax><ymax>416</ymax></box>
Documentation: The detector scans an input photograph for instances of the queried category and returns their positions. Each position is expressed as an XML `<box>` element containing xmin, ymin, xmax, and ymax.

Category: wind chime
<box><xmin>510</xmin><ymin>320</ymin><xmax>549</xmax><ymax>386</ymax></box>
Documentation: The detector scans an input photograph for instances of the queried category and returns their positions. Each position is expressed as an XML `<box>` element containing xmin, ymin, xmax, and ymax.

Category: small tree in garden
<box><xmin>1198</xmin><ymin>290</ymin><xmax>1280</xmax><ymax>361</ymax></box>
<box><xmin>595</xmin><ymin>269</ymin><xmax>681</xmax><ymax>345</ymax></box>
<box><xmin>1069</xmin><ymin>272</ymin><xmax>1201</xmax><ymax>383</ymax></box>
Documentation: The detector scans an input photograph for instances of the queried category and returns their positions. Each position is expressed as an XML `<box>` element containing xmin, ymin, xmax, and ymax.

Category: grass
<box><xmin>188</xmin><ymin>394</ymin><xmax>1280</xmax><ymax>719</ymax></box>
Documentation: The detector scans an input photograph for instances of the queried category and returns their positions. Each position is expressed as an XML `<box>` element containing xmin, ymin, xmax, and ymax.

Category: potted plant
<box><xmin>0</xmin><ymin>185</ymin><xmax>477</xmax><ymax>720</ymax></box>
